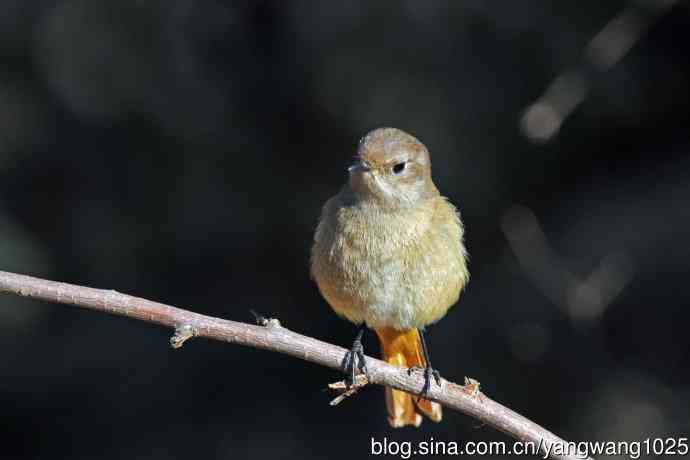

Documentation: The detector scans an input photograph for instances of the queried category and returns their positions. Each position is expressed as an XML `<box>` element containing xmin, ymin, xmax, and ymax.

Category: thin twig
<box><xmin>521</xmin><ymin>0</ymin><xmax>679</xmax><ymax>142</ymax></box>
<box><xmin>0</xmin><ymin>270</ymin><xmax>589</xmax><ymax>460</ymax></box>
<box><xmin>502</xmin><ymin>204</ymin><xmax>635</xmax><ymax>322</ymax></box>
<box><xmin>328</xmin><ymin>374</ymin><xmax>369</xmax><ymax>406</ymax></box>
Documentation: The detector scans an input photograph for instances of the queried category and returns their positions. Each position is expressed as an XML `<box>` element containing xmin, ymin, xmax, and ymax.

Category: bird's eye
<box><xmin>392</xmin><ymin>162</ymin><xmax>406</xmax><ymax>174</ymax></box>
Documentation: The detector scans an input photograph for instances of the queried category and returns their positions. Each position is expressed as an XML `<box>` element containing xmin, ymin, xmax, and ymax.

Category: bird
<box><xmin>311</xmin><ymin>127</ymin><xmax>469</xmax><ymax>427</ymax></box>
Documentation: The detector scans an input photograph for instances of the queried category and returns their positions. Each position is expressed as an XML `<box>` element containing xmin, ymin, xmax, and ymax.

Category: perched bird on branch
<box><xmin>311</xmin><ymin>127</ymin><xmax>469</xmax><ymax>427</ymax></box>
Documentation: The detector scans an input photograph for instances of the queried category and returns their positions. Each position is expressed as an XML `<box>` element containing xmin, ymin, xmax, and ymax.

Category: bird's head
<box><xmin>348</xmin><ymin>127</ymin><xmax>438</xmax><ymax>208</ymax></box>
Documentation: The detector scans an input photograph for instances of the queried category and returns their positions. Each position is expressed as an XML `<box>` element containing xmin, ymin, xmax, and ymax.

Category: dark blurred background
<box><xmin>1</xmin><ymin>1</ymin><xmax>689</xmax><ymax>459</ymax></box>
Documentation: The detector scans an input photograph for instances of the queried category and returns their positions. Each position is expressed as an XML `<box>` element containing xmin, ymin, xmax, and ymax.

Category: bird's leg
<box><xmin>340</xmin><ymin>323</ymin><xmax>368</xmax><ymax>388</ymax></box>
<box><xmin>407</xmin><ymin>328</ymin><xmax>441</xmax><ymax>397</ymax></box>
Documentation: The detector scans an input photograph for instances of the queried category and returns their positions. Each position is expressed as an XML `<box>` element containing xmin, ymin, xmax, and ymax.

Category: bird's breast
<box><xmin>311</xmin><ymin>196</ymin><xmax>468</xmax><ymax>330</ymax></box>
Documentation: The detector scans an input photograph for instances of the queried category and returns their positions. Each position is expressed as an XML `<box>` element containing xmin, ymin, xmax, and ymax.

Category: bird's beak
<box><xmin>348</xmin><ymin>160</ymin><xmax>371</xmax><ymax>173</ymax></box>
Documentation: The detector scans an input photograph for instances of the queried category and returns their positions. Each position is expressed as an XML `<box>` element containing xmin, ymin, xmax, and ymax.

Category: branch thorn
<box><xmin>250</xmin><ymin>309</ymin><xmax>281</xmax><ymax>328</ymax></box>
<box><xmin>170</xmin><ymin>324</ymin><xmax>197</xmax><ymax>349</ymax></box>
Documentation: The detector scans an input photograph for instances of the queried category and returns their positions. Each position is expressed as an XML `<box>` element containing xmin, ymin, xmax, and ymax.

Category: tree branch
<box><xmin>0</xmin><ymin>270</ymin><xmax>589</xmax><ymax>460</ymax></box>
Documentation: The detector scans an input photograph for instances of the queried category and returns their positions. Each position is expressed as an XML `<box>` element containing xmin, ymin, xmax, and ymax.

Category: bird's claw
<box><xmin>408</xmin><ymin>365</ymin><xmax>441</xmax><ymax>397</ymax></box>
<box><xmin>341</xmin><ymin>341</ymin><xmax>367</xmax><ymax>388</ymax></box>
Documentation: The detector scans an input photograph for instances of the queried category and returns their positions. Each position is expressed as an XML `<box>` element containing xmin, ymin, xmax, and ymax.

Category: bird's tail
<box><xmin>374</xmin><ymin>327</ymin><xmax>442</xmax><ymax>427</ymax></box>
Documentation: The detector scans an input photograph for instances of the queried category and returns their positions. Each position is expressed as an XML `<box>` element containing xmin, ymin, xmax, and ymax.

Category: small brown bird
<box><xmin>311</xmin><ymin>127</ymin><xmax>469</xmax><ymax>427</ymax></box>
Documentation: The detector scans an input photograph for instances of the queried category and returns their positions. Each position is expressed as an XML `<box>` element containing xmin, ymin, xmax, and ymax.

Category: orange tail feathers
<box><xmin>375</xmin><ymin>327</ymin><xmax>442</xmax><ymax>427</ymax></box>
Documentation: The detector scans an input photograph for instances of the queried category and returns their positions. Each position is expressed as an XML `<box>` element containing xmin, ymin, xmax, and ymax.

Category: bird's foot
<box><xmin>341</xmin><ymin>338</ymin><xmax>368</xmax><ymax>388</ymax></box>
<box><xmin>407</xmin><ymin>365</ymin><xmax>441</xmax><ymax>397</ymax></box>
